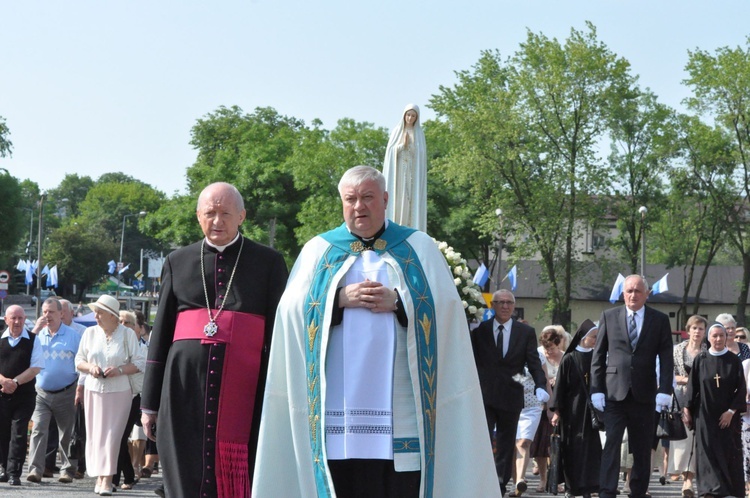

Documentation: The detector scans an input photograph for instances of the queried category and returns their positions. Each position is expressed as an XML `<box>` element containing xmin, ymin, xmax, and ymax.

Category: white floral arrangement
<box><xmin>434</xmin><ymin>239</ymin><xmax>486</xmax><ymax>322</ymax></box>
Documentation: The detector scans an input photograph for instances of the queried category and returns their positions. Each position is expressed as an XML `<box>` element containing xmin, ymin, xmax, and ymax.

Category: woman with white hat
<box><xmin>75</xmin><ymin>295</ymin><xmax>146</xmax><ymax>496</ymax></box>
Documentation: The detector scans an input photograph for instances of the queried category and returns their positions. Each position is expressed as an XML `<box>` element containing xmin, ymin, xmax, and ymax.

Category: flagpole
<box><xmin>35</xmin><ymin>193</ymin><xmax>46</xmax><ymax>319</ymax></box>
<box><xmin>639</xmin><ymin>206</ymin><xmax>647</xmax><ymax>277</ymax></box>
<box><xmin>495</xmin><ymin>208</ymin><xmax>503</xmax><ymax>292</ymax></box>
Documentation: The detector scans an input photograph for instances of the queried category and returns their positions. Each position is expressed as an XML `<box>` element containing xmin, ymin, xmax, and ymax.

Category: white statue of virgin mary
<box><xmin>382</xmin><ymin>103</ymin><xmax>427</xmax><ymax>232</ymax></box>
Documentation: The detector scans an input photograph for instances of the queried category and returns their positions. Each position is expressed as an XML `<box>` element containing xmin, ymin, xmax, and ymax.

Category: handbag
<box><xmin>546</xmin><ymin>424</ymin><xmax>562</xmax><ymax>495</ymax></box>
<box><xmin>573</xmin><ymin>357</ymin><xmax>605</xmax><ymax>431</ymax></box>
<box><xmin>122</xmin><ymin>329</ymin><xmax>144</xmax><ymax>396</ymax></box>
<box><xmin>655</xmin><ymin>394</ymin><xmax>688</xmax><ymax>441</ymax></box>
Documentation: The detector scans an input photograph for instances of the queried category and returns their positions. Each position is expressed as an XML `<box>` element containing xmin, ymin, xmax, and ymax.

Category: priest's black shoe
<box><xmin>0</xmin><ymin>469</ymin><xmax>8</xmax><ymax>482</ymax></box>
<box><xmin>8</xmin><ymin>476</ymin><xmax>21</xmax><ymax>486</ymax></box>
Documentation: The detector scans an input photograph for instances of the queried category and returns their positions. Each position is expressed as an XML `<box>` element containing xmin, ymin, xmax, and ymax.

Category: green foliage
<box><xmin>44</xmin><ymin>221</ymin><xmax>118</xmax><ymax>301</ymax></box>
<box><xmin>141</xmin><ymin>194</ymin><xmax>203</xmax><ymax>249</ymax></box>
<box><xmin>186</xmin><ymin>106</ymin><xmax>306</xmax><ymax>257</ymax></box>
<box><xmin>47</xmin><ymin>174</ymin><xmax>95</xmax><ymax>219</ymax></box>
<box><xmin>288</xmin><ymin>118</ymin><xmax>388</xmax><ymax>246</ymax></box>
<box><xmin>0</xmin><ymin>170</ymin><xmax>24</xmax><ymax>266</ymax></box>
<box><xmin>607</xmin><ymin>88</ymin><xmax>678</xmax><ymax>273</ymax></box>
<box><xmin>0</xmin><ymin>116</ymin><xmax>12</xmax><ymax>158</ymax></box>
<box><xmin>429</xmin><ymin>23</ymin><xmax>633</xmax><ymax>326</ymax></box>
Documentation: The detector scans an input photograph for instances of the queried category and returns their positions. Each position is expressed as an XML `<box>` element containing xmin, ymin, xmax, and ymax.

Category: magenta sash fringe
<box><xmin>174</xmin><ymin>309</ymin><xmax>265</xmax><ymax>498</ymax></box>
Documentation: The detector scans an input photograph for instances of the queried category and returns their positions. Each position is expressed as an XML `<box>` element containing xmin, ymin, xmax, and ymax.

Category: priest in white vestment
<box><xmin>252</xmin><ymin>166</ymin><xmax>499</xmax><ymax>498</ymax></box>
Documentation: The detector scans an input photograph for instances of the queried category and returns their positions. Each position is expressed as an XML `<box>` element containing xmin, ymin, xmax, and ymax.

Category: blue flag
<box><xmin>506</xmin><ymin>265</ymin><xmax>517</xmax><ymax>291</ymax></box>
<box><xmin>472</xmin><ymin>263</ymin><xmax>489</xmax><ymax>287</ymax></box>
<box><xmin>107</xmin><ymin>260</ymin><xmax>116</xmax><ymax>275</ymax></box>
<box><xmin>609</xmin><ymin>273</ymin><xmax>625</xmax><ymax>304</ymax></box>
<box><xmin>651</xmin><ymin>273</ymin><xmax>669</xmax><ymax>295</ymax></box>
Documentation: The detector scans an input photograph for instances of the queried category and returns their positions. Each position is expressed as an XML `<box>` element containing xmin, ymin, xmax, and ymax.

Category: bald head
<box><xmin>4</xmin><ymin>305</ymin><xmax>26</xmax><ymax>338</ymax></box>
<box><xmin>196</xmin><ymin>182</ymin><xmax>247</xmax><ymax>246</ymax></box>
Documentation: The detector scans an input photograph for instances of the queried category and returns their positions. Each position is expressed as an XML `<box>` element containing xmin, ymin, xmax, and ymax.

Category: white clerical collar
<box><xmin>204</xmin><ymin>233</ymin><xmax>240</xmax><ymax>253</ymax></box>
<box><xmin>346</xmin><ymin>220</ymin><xmax>389</xmax><ymax>238</ymax></box>
<box><xmin>709</xmin><ymin>347</ymin><xmax>729</xmax><ymax>356</ymax></box>
<box><xmin>576</xmin><ymin>345</ymin><xmax>593</xmax><ymax>353</ymax></box>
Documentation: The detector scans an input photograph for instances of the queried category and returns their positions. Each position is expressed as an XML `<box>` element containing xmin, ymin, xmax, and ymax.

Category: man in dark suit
<box><xmin>471</xmin><ymin>289</ymin><xmax>548</xmax><ymax>497</ymax></box>
<box><xmin>591</xmin><ymin>274</ymin><xmax>674</xmax><ymax>498</ymax></box>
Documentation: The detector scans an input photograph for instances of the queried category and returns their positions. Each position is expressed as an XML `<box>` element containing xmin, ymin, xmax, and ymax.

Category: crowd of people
<box><xmin>0</xmin><ymin>297</ymin><xmax>160</xmax><ymax>495</ymax></box>
<box><xmin>1</xmin><ymin>157</ymin><xmax>749</xmax><ymax>498</ymax></box>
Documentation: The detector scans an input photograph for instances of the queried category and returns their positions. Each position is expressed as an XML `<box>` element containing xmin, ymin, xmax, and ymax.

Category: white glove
<box><xmin>655</xmin><ymin>393</ymin><xmax>671</xmax><ymax>413</ymax></box>
<box><xmin>536</xmin><ymin>388</ymin><xmax>550</xmax><ymax>403</ymax></box>
<box><xmin>591</xmin><ymin>392</ymin><xmax>605</xmax><ymax>412</ymax></box>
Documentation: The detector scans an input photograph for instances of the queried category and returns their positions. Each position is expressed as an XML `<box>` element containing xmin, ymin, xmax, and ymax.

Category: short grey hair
<box><xmin>43</xmin><ymin>297</ymin><xmax>62</xmax><ymax>310</ymax></box>
<box><xmin>624</xmin><ymin>274</ymin><xmax>649</xmax><ymax>290</ymax></box>
<box><xmin>338</xmin><ymin>166</ymin><xmax>386</xmax><ymax>195</ymax></box>
<box><xmin>716</xmin><ymin>313</ymin><xmax>736</xmax><ymax>327</ymax></box>
<box><xmin>59</xmin><ymin>299</ymin><xmax>75</xmax><ymax>313</ymax></box>
<box><xmin>493</xmin><ymin>289</ymin><xmax>515</xmax><ymax>303</ymax></box>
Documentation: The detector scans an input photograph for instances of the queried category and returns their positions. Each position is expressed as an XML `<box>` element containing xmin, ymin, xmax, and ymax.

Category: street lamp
<box><xmin>119</xmin><ymin>211</ymin><xmax>148</xmax><ymax>266</ymax></box>
<box><xmin>495</xmin><ymin>208</ymin><xmax>503</xmax><ymax>291</ymax></box>
<box><xmin>639</xmin><ymin>206</ymin><xmax>648</xmax><ymax>277</ymax></box>
<box><xmin>118</xmin><ymin>211</ymin><xmax>147</xmax><ymax>297</ymax></box>
<box><xmin>35</xmin><ymin>193</ymin><xmax>46</xmax><ymax>318</ymax></box>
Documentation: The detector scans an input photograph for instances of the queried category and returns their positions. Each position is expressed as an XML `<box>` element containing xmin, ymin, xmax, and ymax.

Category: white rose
<box><xmin>454</xmin><ymin>278</ymin><xmax>462</xmax><ymax>286</ymax></box>
<box><xmin>453</xmin><ymin>266</ymin><xmax>463</xmax><ymax>276</ymax></box>
<box><xmin>462</xmin><ymin>300</ymin><xmax>468</xmax><ymax>309</ymax></box>
<box><xmin>462</xmin><ymin>286</ymin><xmax>471</xmax><ymax>295</ymax></box>
<box><xmin>468</xmin><ymin>305</ymin><xmax>477</xmax><ymax>315</ymax></box>
<box><xmin>438</xmin><ymin>241</ymin><xmax>448</xmax><ymax>250</ymax></box>
<box><xmin>462</xmin><ymin>271</ymin><xmax>471</xmax><ymax>280</ymax></box>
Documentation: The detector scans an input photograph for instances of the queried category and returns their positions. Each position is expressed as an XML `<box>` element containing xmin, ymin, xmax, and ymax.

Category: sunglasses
<box><xmin>737</xmin><ymin>335</ymin><xmax>747</xmax><ymax>340</ymax></box>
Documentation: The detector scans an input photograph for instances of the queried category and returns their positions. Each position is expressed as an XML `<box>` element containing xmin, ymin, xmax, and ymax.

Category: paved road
<box><xmin>507</xmin><ymin>469</ymin><xmax>687</xmax><ymax>497</ymax></box>
<box><xmin>5</xmin><ymin>470</ymin><xmax>163</xmax><ymax>497</ymax></box>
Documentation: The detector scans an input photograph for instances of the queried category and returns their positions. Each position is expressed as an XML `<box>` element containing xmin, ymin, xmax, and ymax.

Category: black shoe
<box><xmin>154</xmin><ymin>485</ymin><xmax>165</xmax><ymax>497</ymax></box>
<box><xmin>8</xmin><ymin>476</ymin><xmax>21</xmax><ymax>486</ymax></box>
<box><xmin>659</xmin><ymin>475</ymin><xmax>667</xmax><ymax>485</ymax></box>
<box><xmin>0</xmin><ymin>470</ymin><xmax>7</xmax><ymax>483</ymax></box>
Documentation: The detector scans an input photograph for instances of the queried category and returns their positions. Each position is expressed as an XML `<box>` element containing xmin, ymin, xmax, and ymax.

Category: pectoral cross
<box><xmin>584</xmin><ymin>372</ymin><xmax>589</xmax><ymax>385</ymax></box>
<box><xmin>714</xmin><ymin>373</ymin><xmax>721</xmax><ymax>387</ymax></box>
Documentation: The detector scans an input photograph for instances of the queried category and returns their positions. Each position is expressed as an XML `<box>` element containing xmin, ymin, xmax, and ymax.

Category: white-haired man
<box><xmin>253</xmin><ymin>166</ymin><xmax>499</xmax><ymax>497</ymax></box>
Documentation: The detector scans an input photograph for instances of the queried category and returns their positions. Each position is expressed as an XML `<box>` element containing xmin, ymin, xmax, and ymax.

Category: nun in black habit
<box><xmin>549</xmin><ymin>319</ymin><xmax>602</xmax><ymax>498</ymax></box>
<box><xmin>684</xmin><ymin>322</ymin><xmax>746</xmax><ymax>498</ymax></box>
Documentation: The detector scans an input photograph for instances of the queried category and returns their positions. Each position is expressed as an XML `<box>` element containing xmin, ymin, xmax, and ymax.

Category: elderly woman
<box><xmin>669</xmin><ymin>315</ymin><xmax>707</xmax><ymax>498</ymax></box>
<box><xmin>684</xmin><ymin>322</ymin><xmax>746</xmax><ymax>498</ymax></box>
<box><xmin>531</xmin><ymin>325</ymin><xmax>565</xmax><ymax>493</ymax></box>
<box><xmin>716</xmin><ymin>313</ymin><xmax>750</xmax><ymax>360</ymax></box>
<box><xmin>75</xmin><ymin>296</ymin><xmax>145</xmax><ymax>496</ymax></box>
<box><xmin>382</xmin><ymin>103</ymin><xmax>427</xmax><ymax>231</ymax></box>
<box><xmin>111</xmin><ymin>310</ymin><xmax>144</xmax><ymax>490</ymax></box>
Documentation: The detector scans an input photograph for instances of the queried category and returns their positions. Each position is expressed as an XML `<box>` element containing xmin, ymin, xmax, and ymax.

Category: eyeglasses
<box><xmin>737</xmin><ymin>335</ymin><xmax>747</xmax><ymax>340</ymax></box>
<box><xmin>120</xmin><ymin>321</ymin><xmax>135</xmax><ymax>326</ymax></box>
<box><xmin>491</xmin><ymin>300</ymin><xmax>515</xmax><ymax>307</ymax></box>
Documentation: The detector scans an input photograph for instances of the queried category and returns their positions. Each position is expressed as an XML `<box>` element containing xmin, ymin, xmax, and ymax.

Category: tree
<box><xmin>187</xmin><ymin>106</ymin><xmax>306</xmax><ymax>258</ymax></box>
<box><xmin>0</xmin><ymin>116</ymin><xmax>12</xmax><ymax>158</ymax></box>
<box><xmin>44</xmin><ymin>221</ymin><xmax>118</xmax><ymax>301</ymax></box>
<box><xmin>287</xmin><ymin>118</ymin><xmax>387</xmax><ymax>247</ymax></box>
<box><xmin>430</xmin><ymin>23</ymin><xmax>632</xmax><ymax>327</ymax></box>
<box><xmin>684</xmin><ymin>37</ymin><xmax>750</xmax><ymax>322</ymax></box>
<box><xmin>47</xmin><ymin>173</ymin><xmax>95</xmax><ymax>219</ymax></box>
<box><xmin>0</xmin><ymin>170</ymin><xmax>24</xmax><ymax>273</ymax></box>
<box><xmin>606</xmin><ymin>88</ymin><xmax>677</xmax><ymax>273</ymax></box>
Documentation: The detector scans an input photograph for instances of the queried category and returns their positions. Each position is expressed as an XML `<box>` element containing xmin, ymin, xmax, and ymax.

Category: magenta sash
<box><xmin>174</xmin><ymin>308</ymin><xmax>265</xmax><ymax>498</ymax></box>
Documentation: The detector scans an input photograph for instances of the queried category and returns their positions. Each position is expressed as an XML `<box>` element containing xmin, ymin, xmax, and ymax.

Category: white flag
<box><xmin>651</xmin><ymin>273</ymin><xmax>669</xmax><ymax>295</ymax></box>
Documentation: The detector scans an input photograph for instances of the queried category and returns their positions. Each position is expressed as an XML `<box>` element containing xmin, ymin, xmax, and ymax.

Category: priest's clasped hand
<box><xmin>591</xmin><ymin>392</ymin><xmax>605</xmax><ymax>411</ymax></box>
<box><xmin>339</xmin><ymin>281</ymin><xmax>399</xmax><ymax>313</ymax></box>
<box><xmin>655</xmin><ymin>393</ymin><xmax>671</xmax><ymax>413</ymax></box>
<box><xmin>535</xmin><ymin>388</ymin><xmax>550</xmax><ymax>403</ymax></box>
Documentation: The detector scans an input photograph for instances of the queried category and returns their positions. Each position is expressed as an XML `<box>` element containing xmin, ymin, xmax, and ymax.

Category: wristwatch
<box><xmin>12</xmin><ymin>378</ymin><xmax>19</xmax><ymax>386</ymax></box>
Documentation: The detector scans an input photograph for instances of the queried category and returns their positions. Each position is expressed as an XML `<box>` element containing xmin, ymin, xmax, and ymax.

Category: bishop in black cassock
<box><xmin>140</xmin><ymin>183</ymin><xmax>288</xmax><ymax>498</ymax></box>
<box><xmin>685</xmin><ymin>322</ymin><xmax>747</xmax><ymax>498</ymax></box>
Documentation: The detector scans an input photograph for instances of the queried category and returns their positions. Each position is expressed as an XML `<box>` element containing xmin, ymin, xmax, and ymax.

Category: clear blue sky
<box><xmin>1</xmin><ymin>1</ymin><xmax>748</xmax><ymax>197</ymax></box>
